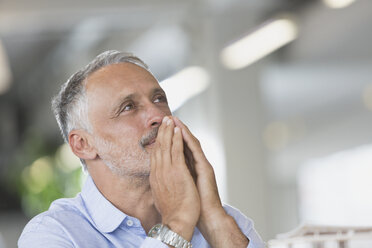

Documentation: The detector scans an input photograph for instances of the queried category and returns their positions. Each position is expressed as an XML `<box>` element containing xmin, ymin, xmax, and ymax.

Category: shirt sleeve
<box><xmin>223</xmin><ymin>204</ymin><xmax>266</xmax><ymax>248</ymax></box>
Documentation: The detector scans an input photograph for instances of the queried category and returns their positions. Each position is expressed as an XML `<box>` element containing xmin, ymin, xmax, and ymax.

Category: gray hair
<box><xmin>51</xmin><ymin>50</ymin><xmax>149</xmax><ymax>171</ymax></box>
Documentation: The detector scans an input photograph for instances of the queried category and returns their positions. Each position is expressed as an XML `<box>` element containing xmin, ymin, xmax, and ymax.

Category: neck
<box><xmin>88</xmin><ymin>162</ymin><xmax>161</xmax><ymax>233</ymax></box>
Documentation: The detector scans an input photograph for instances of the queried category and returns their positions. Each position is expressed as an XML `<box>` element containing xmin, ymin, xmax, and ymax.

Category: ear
<box><xmin>68</xmin><ymin>130</ymin><xmax>97</xmax><ymax>161</ymax></box>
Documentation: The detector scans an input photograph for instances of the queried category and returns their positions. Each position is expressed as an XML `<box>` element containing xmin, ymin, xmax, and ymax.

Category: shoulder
<box><xmin>18</xmin><ymin>195</ymin><xmax>88</xmax><ymax>248</ymax></box>
<box><xmin>24</xmin><ymin>194</ymin><xmax>86</xmax><ymax>230</ymax></box>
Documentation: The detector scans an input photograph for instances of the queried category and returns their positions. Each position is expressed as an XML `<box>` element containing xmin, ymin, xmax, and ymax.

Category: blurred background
<box><xmin>1</xmin><ymin>0</ymin><xmax>372</xmax><ymax>247</ymax></box>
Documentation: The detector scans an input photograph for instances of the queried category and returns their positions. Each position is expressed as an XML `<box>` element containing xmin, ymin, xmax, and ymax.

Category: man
<box><xmin>18</xmin><ymin>50</ymin><xmax>264</xmax><ymax>248</ymax></box>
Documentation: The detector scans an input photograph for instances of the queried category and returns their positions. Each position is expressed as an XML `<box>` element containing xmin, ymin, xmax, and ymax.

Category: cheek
<box><xmin>109</xmin><ymin>122</ymin><xmax>143</xmax><ymax>144</ymax></box>
<box><xmin>160</xmin><ymin>104</ymin><xmax>172</xmax><ymax>116</ymax></box>
<box><xmin>94</xmin><ymin>113</ymin><xmax>147</xmax><ymax>145</ymax></box>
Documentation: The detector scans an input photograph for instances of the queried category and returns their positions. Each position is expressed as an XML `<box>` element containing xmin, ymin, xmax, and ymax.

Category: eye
<box><xmin>122</xmin><ymin>102</ymin><xmax>135</xmax><ymax>112</ymax></box>
<box><xmin>153</xmin><ymin>94</ymin><xmax>167</xmax><ymax>103</ymax></box>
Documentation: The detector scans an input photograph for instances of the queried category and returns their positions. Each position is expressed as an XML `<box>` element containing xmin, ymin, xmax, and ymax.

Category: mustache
<box><xmin>140</xmin><ymin>127</ymin><xmax>159</xmax><ymax>148</ymax></box>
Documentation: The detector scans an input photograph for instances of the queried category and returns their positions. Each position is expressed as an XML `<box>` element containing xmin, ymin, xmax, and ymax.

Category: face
<box><xmin>85</xmin><ymin>63</ymin><xmax>171</xmax><ymax>178</ymax></box>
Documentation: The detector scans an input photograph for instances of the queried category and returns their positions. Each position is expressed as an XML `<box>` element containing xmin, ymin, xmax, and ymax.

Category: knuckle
<box><xmin>160</xmin><ymin>145</ymin><xmax>168</xmax><ymax>152</ymax></box>
<box><xmin>172</xmin><ymin>145</ymin><xmax>180</xmax><ymax>153</ymax></box>
<box><xmin>172</xmin><ymin>153</ymin><xmax>182</xmax><ymax>162</ymax></box>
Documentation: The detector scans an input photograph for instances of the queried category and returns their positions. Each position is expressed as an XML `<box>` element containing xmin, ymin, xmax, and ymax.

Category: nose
<box><xmin>145</xmin><ymin>104</ymin><xmax>167</xmax><ymax>129</ymax></box>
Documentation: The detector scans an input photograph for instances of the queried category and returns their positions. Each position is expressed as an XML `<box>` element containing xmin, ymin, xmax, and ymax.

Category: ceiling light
<box><xmin>160</xmin><ymin>66</ymin><xmax>210</xmax><ymax>112</ymax></box>
<box><xmin>220</xmin><ymin>18</ymin><xmax>298</xmax><ymax>70</ymax></box>
<box><xmin>322</xmin><ymin>0</ymin><xmax>356</xmax><ymax>9</ymax></box>
<box><xmin>0</xmin><ymin>40</ymin><xmax>12</xmax><ymax>94</ymax></box>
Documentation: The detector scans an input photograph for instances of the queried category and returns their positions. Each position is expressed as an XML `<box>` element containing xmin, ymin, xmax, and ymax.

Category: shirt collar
<box><xmin>81</xmin><ymin>176</ymin><xmax>127</xmax><ymax>233</ymax></box>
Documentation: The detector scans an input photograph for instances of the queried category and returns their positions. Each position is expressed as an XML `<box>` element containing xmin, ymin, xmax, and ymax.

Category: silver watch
<box><xmin>148</xmin><ymin>224</ymin><xmax>192</xmax><ymax>248</ymax></box>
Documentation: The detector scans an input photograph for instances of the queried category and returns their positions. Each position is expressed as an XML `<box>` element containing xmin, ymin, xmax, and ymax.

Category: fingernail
<box><xmin>162</xmin><ymin>116</ymin><xmax>169</xmax><ymax>123</ymax></box>
<box><xmin>174</xmin><ymin>127</ymin><xmax>180</xmax><ymax>133</ymax></box>
<box><xmin>167</xmin><ymin>118</ymin><xmax>173</xmax><ymax>126</ymax></box>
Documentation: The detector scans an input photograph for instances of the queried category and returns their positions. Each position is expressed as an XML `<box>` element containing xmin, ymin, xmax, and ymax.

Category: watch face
<box><xmin>148</xmin><ymin>224</ymin><xmax>162</xmax><ymax>238</ymax></box>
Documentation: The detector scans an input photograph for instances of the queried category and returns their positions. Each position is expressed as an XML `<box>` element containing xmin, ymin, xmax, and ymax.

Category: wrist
<box><xmin>165</xmin><ymin>219</ymin><xmax>196</xmax><ymax>242</ymax></box>
<box><xmin>148</xmin><ymin>223</ymin><xmax>193</xmax><ymax>248</ymax></box>
<box><xmin>199</xmin><ymin>205</ymin><xmax>226</xmax><ymax>224</ymax></box>
<box><xmin>198</xmin><ymin>208</ymin><xmax>230</xmax><ymax>232</ymax></box>
<box><xmin>197</xmin><ymin>210</ymin><xmax>249</xmax><ymax>248</ymax></box>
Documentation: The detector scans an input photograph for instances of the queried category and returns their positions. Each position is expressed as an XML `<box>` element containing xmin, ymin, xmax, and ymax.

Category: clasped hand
<box><xmin>149</xmin><ymin>116</ymin><xmax>225</xmax><ymax>242</ymax></box>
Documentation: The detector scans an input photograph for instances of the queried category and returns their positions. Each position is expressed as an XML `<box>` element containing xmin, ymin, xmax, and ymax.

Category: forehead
<box><xmin>85</xmin><ymin>63</ymin><xmax>162</xmax><ymax>116</ymax></box>
<box><xmin>85</xmin><ymin>62</ymin><xmax>158</xmax><ymax>94</ymax></box>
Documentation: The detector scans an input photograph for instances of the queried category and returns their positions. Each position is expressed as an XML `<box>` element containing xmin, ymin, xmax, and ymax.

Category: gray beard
<box><xmin>94</xmin><ymin>134</ymin><xmax>151</xmax><ymax>179</ymax></box>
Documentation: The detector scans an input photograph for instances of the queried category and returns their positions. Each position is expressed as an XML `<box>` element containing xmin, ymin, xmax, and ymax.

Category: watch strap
<box><xmin>148</xmin><ymin>224</ymin><xmax>192</xmax><ymax>248</ymax></box>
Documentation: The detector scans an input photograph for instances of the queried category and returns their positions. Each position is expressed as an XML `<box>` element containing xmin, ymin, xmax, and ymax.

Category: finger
<box><xmin>156</xmin><ymin>116</ymin><xmax>168</xmax><ymax>148</ymax></box>
<box><xmin>160</xmin><ymin>116</ymin><xmax>174</xmax><ymax>168</ymax></box>
<box><xmin>149</xmin><ymin>150</ymin><xmax>164</xmax><ymax>213</ymax></box>
<box><xmin>171</xmin><ymin>126</ymin><xmax>186</xmax><ymax>166</ymax></box>
<box><xmin>153</xmin><ymin>116</ymin><xmax>169</xmax><ymax>170</ymax></box>
<box><xmin>183</xmin><ymin>142</ymin><xmax>197</xmax><ymax>181</ymax></box>
<box><xmin>173</xmin><ymin>117</ymin><xmax>206</xmax><ymax>162</ymax></box>
<box><xmin>150</xmin><ymin>146</ymin><xmax>158</xmax><ymax>174</ymax></box>
<box><xmin>173</xmin><ymin>117</ymin><xmax>214</xmax><ymax>178</ymax></box>
<box><xmin>149</xmin><ymin>149</ymin><xmax>158</xmax><ymax>189</ymax></box>
<box><xmin>153</xmin><ymin>130</ymin><xmax>164</xmax><ymax>183</ymax></box>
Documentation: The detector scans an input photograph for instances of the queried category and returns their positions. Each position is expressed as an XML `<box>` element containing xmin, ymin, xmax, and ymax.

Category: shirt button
<box><xmin>126</xmin><ymin>219</ymin><xmax>134</xmax><ymax>227</ymax></box>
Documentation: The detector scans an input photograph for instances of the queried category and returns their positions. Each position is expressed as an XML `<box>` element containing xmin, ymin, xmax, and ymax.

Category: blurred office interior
<box><xmin>1</xmin><ymin>0</ymin><xmax>372</xmax><ymax>247</ymax></box>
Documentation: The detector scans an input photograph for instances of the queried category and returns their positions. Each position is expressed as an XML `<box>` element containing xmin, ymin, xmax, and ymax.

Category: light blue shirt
<box><xmin>18</xmin><ymin>176</ymin><xmax>265</xmax><ymax>248</ymax></box>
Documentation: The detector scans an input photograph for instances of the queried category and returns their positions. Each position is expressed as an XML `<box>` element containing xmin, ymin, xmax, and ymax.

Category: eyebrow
<box><xmin>151</xmin><ymin>87</ymin><xmax>166</xmax><ymax>97</ymax></box>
